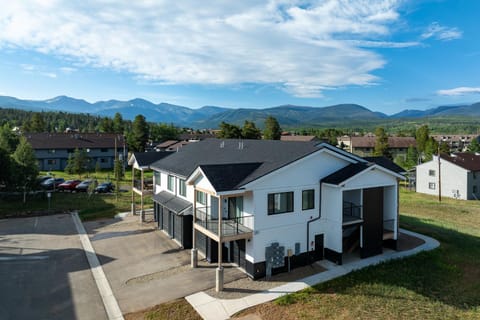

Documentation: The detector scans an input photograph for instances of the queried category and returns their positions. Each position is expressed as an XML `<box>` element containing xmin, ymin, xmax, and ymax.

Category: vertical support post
<box><xmin>131</xmin><ymin>166</ymin><xmax>136</xmax><ymax>215</ymax></box>
<box><xmin>191</xmin><ymin>188</ymin><xmax>198</xmax><ymax>268</ymax></box>
<box><xmin>140</xmin><ymin>169</ymin><xmax>145</xmax><ymax>222</ymax></box>
<box><xmin>438</xmin><ymin>150</ymin><xmax>442</xmax><ymax>202</ymax></box>
<box><xmin>216</xmin><ymin>195</ymin><xmax>224</xmax><ymax>292</ymax></box>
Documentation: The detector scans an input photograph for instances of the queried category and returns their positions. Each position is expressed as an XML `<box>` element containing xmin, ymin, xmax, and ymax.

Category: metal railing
<box><xmin>195</xmin><ymin>206</ymin><xmax>253</xmax><ymax>237</ymax></box>
<box><xmin>343</xmin><ymin>201</ymin><xmax>362</xmax><ymax>218</ymax></box>
<box><xmin>133</xmin><ymin>179</ymin><xmax>153</xmax><ymax>192</ymax></box>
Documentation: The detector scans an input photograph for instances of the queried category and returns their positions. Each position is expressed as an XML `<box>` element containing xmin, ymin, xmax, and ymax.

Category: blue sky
<box><xmin>0</xmin><ymin>0</ymin><xmax>479</xmax><ymax>115</ymax></box>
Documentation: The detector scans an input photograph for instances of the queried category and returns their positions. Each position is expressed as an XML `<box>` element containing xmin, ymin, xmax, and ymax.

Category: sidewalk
<box><xmin>186</xmin><ymin>229</ymin><xmax>440</xmax><ymax>320</ymax></box>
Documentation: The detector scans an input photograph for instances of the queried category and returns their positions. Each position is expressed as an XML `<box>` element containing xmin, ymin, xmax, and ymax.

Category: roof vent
<box><xmin>220</xmin><ymin>141</ymin><xmax>225</xmax><ymax>148</ymax></box>
<box><xmin>238</xmin><ymin>141</ymin><xmax>244</xmax><ymax>150</ymax></box>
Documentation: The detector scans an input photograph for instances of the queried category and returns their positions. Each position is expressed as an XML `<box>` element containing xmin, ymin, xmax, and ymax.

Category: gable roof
<box><xmin>350</xmin><ymin>136</ymin><xmax>416</xmax><ymax>148</ymax></box>
<box><xmin>151</xmin><ymin>139</ymin><xmax>330</xmax><ymax>185</ymax></box>
<box><xmin>25</xmin><ymin>132</ymin><xmax>125</xmax><ymax>149</ymax></box>
<box><xmin>129</xmin><ymin>151</ymin><xmax>172</xmax><ymax>167</ymax></box>
<box><xmin>440</xmin><ymin>153</ymin><xmax>480</xmax><ymax>171</ymax></box>
<box><xmin>199</xmin><ymin>163</ymin><xmax>263</xmax><ymax>192</ymax></box>
<box><xmin>280</xmin><ymin>135</ymin><xmax>318</xmax><ymax>142</ymax></box>
<box><xmin>364</xmin><ymin>156</ymin><xmax>406</xmax><ymax>174</ymax></box>
<box><xmin>322</xmin><ymin>163</ymin><xmax>370</xmax><ymax>185</ymax></box>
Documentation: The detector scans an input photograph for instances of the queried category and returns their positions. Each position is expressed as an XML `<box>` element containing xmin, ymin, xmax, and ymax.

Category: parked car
<box><xmin>75</xmin><ymin>179</ymin><xmax>95</xmax><ymax>192</ymax></box>
<box><xmin>95</xmin><ymin>182</ymin><xmax>114</xmax><ymax>193</ymax></box>
<box><xmin>57</xmin><ymin>179</ymin><xmax>82</xmax><ymax>192</ymax></box>
<box><xmin>40</xmin><ymin>177</ymin><xmax>65</xmax><ymax>190</ymax></box>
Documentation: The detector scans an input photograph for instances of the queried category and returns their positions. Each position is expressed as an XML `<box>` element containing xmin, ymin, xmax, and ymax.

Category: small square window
<box><xmin>196</xmin><ymin>190</ymin><xmax>206</xmax><ymax>205</ymax></box>
<box><xmin>429</xmin><ymin>170</ymin><xmax>436</xmax><ymax>177</ymax></box>
<box><xmin>428</xmin><ymin>182</ymin><xmax>436</xmax><ymax>190</ymax></box>
<box><xmin>302</xmin><ymin>189</ymin><xmax>314</xmax><ymax>210</ymax></box>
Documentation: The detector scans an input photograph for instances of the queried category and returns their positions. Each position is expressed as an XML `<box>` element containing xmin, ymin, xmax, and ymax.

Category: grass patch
<box><xmin>235</xmin><ymin>189</ymin><xmax>480</xmax><ymax>320</ymax></box>
<box><xmin>124</xmin><ymin>299</ymin><xmax>201</xmax><ymax>320</ymax></box>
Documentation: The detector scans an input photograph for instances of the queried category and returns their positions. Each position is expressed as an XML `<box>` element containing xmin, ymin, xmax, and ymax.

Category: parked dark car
<box><xmin>95</xmin><ymin>182</ymin><xmax>114</xmax><ymax>193</ymax></box>
<box><xmin>75</xmin><ymin>179</ymin><xmax>95</xmax><ymax>192</ymax></box>
<box><xmin>58</xmin><ymin>179</ymin><xmax>82</xmax><ymax>192</ymax></box>
<box><xmin>40</xmin><ymin>177</ymin><xmax>65</xmax><ymax>190</ymax></box>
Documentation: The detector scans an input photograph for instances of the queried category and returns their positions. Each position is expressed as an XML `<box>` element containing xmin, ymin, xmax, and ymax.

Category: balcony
<box><xmin>194</xmin><ymin>207</ymin><xmax>253</xmax><ymax>242</ymax></box>
<box><xmin>343</xmin><ymin>202</ymin><xmax>363</xmax><ymax>226</ymax></box>
<box><xmin>132</xmin><ymin>178</ymin><xmax>153</xmax><ymax>195</ymax></box>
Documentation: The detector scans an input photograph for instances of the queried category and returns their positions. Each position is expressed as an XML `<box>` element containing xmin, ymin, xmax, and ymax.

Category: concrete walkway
<box><xmin>186</xmin><ymin>229</ymin><xmax>440</xmax><ymax>320</ymax></box>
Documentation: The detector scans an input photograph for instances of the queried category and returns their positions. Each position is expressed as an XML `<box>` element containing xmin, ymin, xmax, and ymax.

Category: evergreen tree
<box><xmin>263</xmin><ymin>116</ymin><xmax>281</xmax><ymax>140</ymax></box>
<box><xmin>128</xmin><ymin>115</ymin><xmax>149</xmax><ymax>152</ymax></box>
<box><xmin>241</xmin><ymin>121</ymin><xmax>261</xmax><ymax>139</ymax></box>
<box><xmin>113</xmin><ymin>112</ymin><xmax>124</xmax><ymax>134</ymax></box>
<box><xmin>0</xmin><ymin>147</ymin><xmax>14</xmax><ymax>190</ymax></box>
<box><xmin>99</xmin><ymin>117</ymin><xmax>114</xmax><ymax>133</ymax></box>
<box><xmin>24</xmin><ymin>113</ymin><xmax>46</xmax><ymax>132</ymax></box>
<box><xmin>405</xmin><ymin>145</ymin><xmax>419</xmax><ymax>168</ymax></box>
<box><xmin>69</xmin><ymin>148</ymin><xmax>90</xmax><ymax>177</ymax></box>
<box><xmin>424</xmin><ymin>137</ymin><xmax>439</xmax><ymax>161</ymax></box>
<box><xmin>150</xmin><ymin>123</ymin><xmax>179</xmax><ymax>141</ymax></box>
<box><xmin>64</xmin><ymin>153</ymin><xmax>74</xmax><ymax>174</ymax></box>
<box><xmin>373</xmin><ymin>127</ymin><xmax>390</xmax><ymax>158</ymax></box>
<box><xmin>415</xmin><ymin>125</ymin><xmax>430</xmax><ymax>154</ymax></box>
<box><xmin>0</xmin><ymin>124</ymin><xmax>19</xmax><ymax>153</ymax></box>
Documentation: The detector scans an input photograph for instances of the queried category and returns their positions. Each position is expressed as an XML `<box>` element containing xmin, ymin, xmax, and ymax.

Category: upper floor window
<box><xmin>167</xmin><ymin>175</ymin><xmax>175</xmax><ymax>192</ymax></box>
<box><xmin>100</xmin><ymin>148</ymin><xmax>108</xmax><ymax>153</ymax></box>
<box><xmin>429</xmin><ymin>170</ymin><xmax>436</xmax><ymax>177</ymax></box>
<box><xmin>47</xmin><ymin>149</ymin><xmax>56</xmax><ymax>154</ymax></box>
<box><xmin>154</xmin><ymin>171</ymin><xmax>161</xmax><ymax>186</ymax></box>
<box><xmin>268</xmin><ymin>192</ymin><xmax>294</xmax><ymax>215</ymax></box>
<box><xmin>302</xmin><ymin>189</ymin><xmax>315</xmax><ymax>210</ymax></box>
<box><xmin>196</xmin><ymin>190</ymin><xmax>207</xmax><ymax>205</ymax></box>
<box><xmin>179</xmin><ymin>179</ymin><xmax>187</xmax><ymax>197</ymax></box>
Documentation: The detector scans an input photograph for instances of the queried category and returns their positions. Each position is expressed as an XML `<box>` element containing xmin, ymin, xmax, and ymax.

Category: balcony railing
<box><xmin>195</xmin><ymin>206</ymin><xmax>253</xmax><ymax>239</ymax></box>
<box><xmin>133</xmin><ymin>179</ymin><xmax>153</xmax><ymax>193</ymax></box>
<box><xmin>343</xmin><ymin>202</ymin><xmax>363</xmax><ymax>225</ymax></box>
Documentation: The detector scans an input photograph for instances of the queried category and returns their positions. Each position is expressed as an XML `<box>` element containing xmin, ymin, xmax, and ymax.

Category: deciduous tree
<box><xmin>263</xmin><ymin>116</ymin><xmax>281</xmax><ymax>140</ymax></box>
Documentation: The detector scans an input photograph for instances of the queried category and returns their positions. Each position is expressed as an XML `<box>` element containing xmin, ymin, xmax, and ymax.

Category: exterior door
<box><xmin>361</xmin><ymin>187</ymin><xmax>384</xmax><ymax>258</ymax></box>
<box><xmin>231</xmin><ymin>240</ymin><xmax>246</xmax><ymax>269</ymax></box>
<box><xmin>314</xmin><ymin>234</ymin><xmax>324</xmax><ymax>260</ymax></box>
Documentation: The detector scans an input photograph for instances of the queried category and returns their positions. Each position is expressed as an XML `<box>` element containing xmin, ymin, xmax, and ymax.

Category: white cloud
<box><xmin>422</xmin><ymin>22</ymin><xmax>462</xmax><ymax>41</ymax></box>
<box><xmin>60</xmin><ymin>67</ymin><xmax>77</xmax><ymax>74</ymax></box>
<box><xmin>0</xmin><ymin>0</ymin><xmax>409</xmax><ymax>97</ymax></box>
<box><xmin>437</xmin><ymin>87</ymin><xmax>480</xmax><ymax>96</ymax></box>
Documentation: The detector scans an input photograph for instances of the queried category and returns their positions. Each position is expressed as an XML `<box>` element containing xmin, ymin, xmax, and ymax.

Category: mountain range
<box><xmin>0</xmin><ymin>95</ymin><xmax>479</xmax><ymax>128</ymax></box>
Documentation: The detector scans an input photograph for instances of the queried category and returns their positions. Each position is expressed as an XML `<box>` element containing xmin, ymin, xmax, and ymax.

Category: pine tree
<box><xmin>128</xmin><ymin>115</ymin><xmax>149</xmax><ymax>152</ymax></box>
<box><xmin>468</xmin><ymin>137</ymin><xmax>480</xmax><ymax>153</ymax></box>
<box><xmin>113</xmin><ymin>112</ymin><xmax>124</xmax><ymax>134</ymax></box>
<box><xmin>373</xmin><ymin>127</ymin><xmax>390</xmax><ymax>158</ymax></box>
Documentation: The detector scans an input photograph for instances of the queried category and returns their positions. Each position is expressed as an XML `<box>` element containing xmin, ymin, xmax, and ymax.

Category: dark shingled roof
<box><xmin>131</xmin><ymin>152</ymin><xmax>172</xmax><ymax>167</ymax></box>
<box><xmin>199</xmin><ymin>163</ymin><xmax>263</xmax><ymax>192</ymax></box>
<box><xmin>153</xmin><ymin>191</ymin><xmax>192</xmax><ymax>215</ymax></box>
<box><xmin>322</xmin><ymin>163</ymin><xmax>370</xmax><ymax>185</ymax></box>
<box><xmin>151</xmin><ymin>139</ymin><xmax>327</xmax><ymax>187</ymax></box>
<box><xmin>441</xmin><ymin>153</ymin><xmax>480</xmax><ymax>171</ymax></box>
<box><xmin>364</xmin><ymin>156</ymin><xmax>406</xmax><ymax>174</ymax></box>
<box><xmin>25</xmin><ymin>132</ymin><xmax>125</xmax><ymax>149</ymax></box>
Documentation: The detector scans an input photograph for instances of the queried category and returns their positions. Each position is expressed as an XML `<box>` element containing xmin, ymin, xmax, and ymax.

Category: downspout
<box><xmin>307</xmin><ymin>179</ymin><xmax>322</xmax><ymax>255</ymax></box>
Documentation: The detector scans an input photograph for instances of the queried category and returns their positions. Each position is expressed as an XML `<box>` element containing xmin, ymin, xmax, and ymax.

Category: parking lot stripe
<box><xmin>71</xmin><ymin>212</ymin><xmax>124</xmax><ymax>320</ymax></box>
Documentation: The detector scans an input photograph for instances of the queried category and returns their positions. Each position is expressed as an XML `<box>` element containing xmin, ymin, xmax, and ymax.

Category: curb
<box><xmin>71</xmin><ymin>212</ymin><xmax>124</xmax><ymax>320</ymax></box>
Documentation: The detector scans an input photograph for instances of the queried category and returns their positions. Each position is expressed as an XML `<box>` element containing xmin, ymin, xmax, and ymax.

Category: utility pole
<box><xmin>438</xmin><ymin>146</ymin><xmax>442</xmax><ymax>202</ymax></box>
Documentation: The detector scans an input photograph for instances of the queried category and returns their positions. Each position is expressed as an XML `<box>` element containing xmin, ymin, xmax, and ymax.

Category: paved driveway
<box><xmin>0</xmin><ymin>214</ymin><xmax>109</xmax><ymax>320</ymax></box>
<box><xmin>84</xmin><ymin>215</ymin><xmax>246</xmax><ymax>314</ymax></box>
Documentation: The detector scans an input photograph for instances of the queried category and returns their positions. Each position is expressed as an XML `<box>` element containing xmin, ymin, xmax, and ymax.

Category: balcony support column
<box><xmin>131</xmin><ymin>166</ymin><xmax>136</xmax><ymax>215</ymax></box>
<box><xmin>192</xmin><ymin>188</ymin><xmax>198</xmax><ymax>268</ymax></box>
<box><xmin>216</xmin><ymin>195</ymin><xmax>223</xmax><ymax>292</ymax></box>
<box><xmin>140</xmin><ymin>169</ymin><xmax>145</xmax><ymax>222</ymax></box>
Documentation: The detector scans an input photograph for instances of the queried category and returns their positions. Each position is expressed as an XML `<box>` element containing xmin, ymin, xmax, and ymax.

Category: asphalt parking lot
<box><xmin>85</xmin><ymin>215</ymin><xmax>246</xmax><ymax>314</ymax></box>
<box><xmin>0</xmin><ymin>214</ymin><xmax>109</xmax><ymax>320</ymax></box>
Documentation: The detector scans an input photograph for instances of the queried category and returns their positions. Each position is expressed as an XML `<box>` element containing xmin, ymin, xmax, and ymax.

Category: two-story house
<box><xmin>150</xmin><ymin>139</ymin><xmax>404</xmax><ymax>290</ymax></box>
<box><xmin>25</xmin><ymin>133</ymin><xmax>126</xmax><ymax>171</ymax></box>
<box><xmin>416</xmin><ymin>153</ymin><xmax>480</xmax><ymax>200</ymax></box>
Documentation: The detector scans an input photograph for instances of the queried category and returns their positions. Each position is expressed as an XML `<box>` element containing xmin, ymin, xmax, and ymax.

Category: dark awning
<box><xmin>153</xmin><ymin>191</ymin><xmax>192</xmax><ymax>215</ymax></box>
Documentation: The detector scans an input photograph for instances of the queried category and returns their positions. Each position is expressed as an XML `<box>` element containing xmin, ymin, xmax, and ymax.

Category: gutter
<box><xmin>307</xmin><ymin>179</ymin><xmax>322</xmax><ymax>254</ymax></box>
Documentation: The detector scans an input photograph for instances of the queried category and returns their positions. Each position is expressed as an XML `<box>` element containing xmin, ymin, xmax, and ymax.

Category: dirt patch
<box><xmin>206</xmin><ymin>263</ymin><xmax>326</xmax><ymax>300</ymax></box>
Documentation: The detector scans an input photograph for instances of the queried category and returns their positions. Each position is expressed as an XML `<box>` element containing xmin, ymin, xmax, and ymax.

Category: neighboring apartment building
<box><xmin>338</xmin><ymin>135</ymin><xmax>416</xmax><ymax>160</ymax></box>
<box><xmin>431</xmin><ymin>134</ymin><xmax>478</xmax><ymax>152</ymax></box>
<box><xmin>150</xmin><ymin>138</ymin><xmax>404</xmax><ymax>287</ymax></box>
<box><xmin>25</xmin><ymin>133</ymin><xmax>126</xmax><ymax>171</ymax></box>
<box><xmin>416</xmin><ymin>153</ymin><xmax>480</xmax><ymax>200</ymax></box>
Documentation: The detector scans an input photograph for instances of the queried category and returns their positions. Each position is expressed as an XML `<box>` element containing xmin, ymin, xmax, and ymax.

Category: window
<box><xmin>428</xmin><ymin>182</ymin><xmax>436</xmax><ymax>190</ymax></box>
<box><xmin>268</xmin><ymin>192</ymin><xmax>294</xmax><ymax>215</ymax></box>
<box><xmin>47</xmin><ymin>149</ymin><xmax>56</xmax><ymax>154</ymax></box>
<box><xmin>196</xmin><ymin>190</ymin><xmax>206</xmax><ymax>205</ymax></box>
<box><xmin>67</xmin><ymin>149</ymin><xmax>74</xmax><ymax>153</ymax></box>
<box><xmin>100</xmin><ymin>158</ymin><xmax>107</xmax><ymax>163</ymax></box>
<box><xmin>179</xmin><ymin>179</ymin><xmax>186</xmax><ymax>197</ymax></box>
<box><xmin>167</xmin><ymin>175</ymin><xmax>175</xmax><ymax>192</ymax></box>
<box><xmin>100</xmin><ymin>148</ymin><xmax>108</xmax><ymax>153</ymax></box>
<box><xmin>154</xmin><ymin>171</ymin><xmax>161</xmax><ymax>186</ymax></box>
<box><xmin>302</xmin><ymin>189</ymin><xmax>315</xmax><ymax>210</ymax></box>
<box><xmin>47</xmin><ymin>159</ymin><xmax>56</xmax><ymax>165</ymax></box>
<box><xmin>474</xmin><ymin>172</ymin><xmax>477</xmax><ymax>180</ymax></box>
<box><xmin>429</xmin><ymin>170</ymin><xmax>436</xmax><ymax>177</ymax></box>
